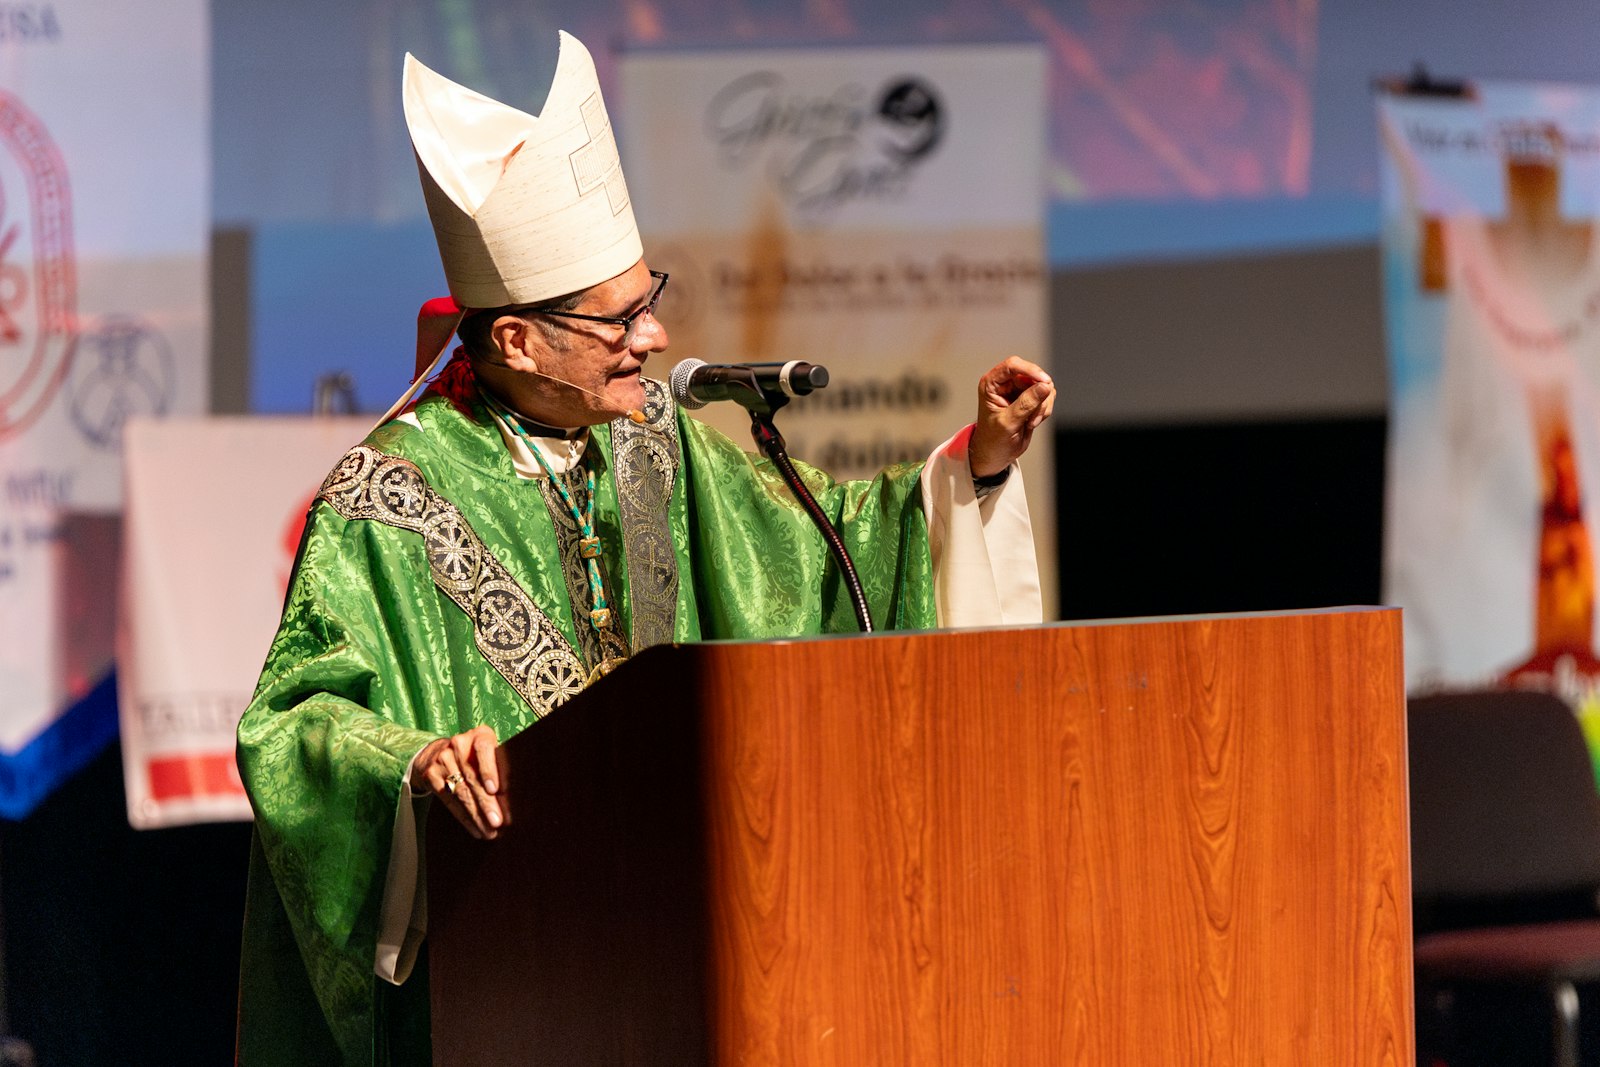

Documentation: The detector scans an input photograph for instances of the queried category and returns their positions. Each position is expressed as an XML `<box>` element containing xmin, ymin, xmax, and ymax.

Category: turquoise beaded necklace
<box><xmin>483</xmin><ymin>393</ymin><xmax>616</xmax><ymax>638</ymax></box>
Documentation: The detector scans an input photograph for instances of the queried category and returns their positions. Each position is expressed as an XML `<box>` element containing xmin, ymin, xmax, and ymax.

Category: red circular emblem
<box><xmin>0</xmin><ymin>90</ymin><xmax>74</xmax><ymax>442</ymax></box>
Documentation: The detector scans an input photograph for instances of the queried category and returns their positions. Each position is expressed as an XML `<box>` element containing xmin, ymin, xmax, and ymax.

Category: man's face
<box><xmin>501</xmin><ymin>259</ymin><xmax>669</xmax><ymax>427</ymax></box>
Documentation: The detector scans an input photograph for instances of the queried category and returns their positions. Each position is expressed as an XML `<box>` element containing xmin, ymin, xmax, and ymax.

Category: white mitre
<box><xmin>402</xmin><ymin>31</ymin><xmax>642</xmax><ymax>309</ymax></box>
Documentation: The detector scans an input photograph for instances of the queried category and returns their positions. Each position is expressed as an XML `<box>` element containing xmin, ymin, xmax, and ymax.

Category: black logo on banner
<box><xmin>67</xmin><ymin>314</ymin><xmax>173</xmax><ymax>450</ymax></box>
<box><xmin>704</xmin><ymin>71</ymin><xmax>945</xmax><ymax>214</ymax></box>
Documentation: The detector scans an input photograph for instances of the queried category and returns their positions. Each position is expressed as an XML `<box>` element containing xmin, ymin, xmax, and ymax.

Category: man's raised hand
<box><xmin>969</xmin><ymin>356</ymin><xmax>1056</xmax><ymax>479</ymax></box>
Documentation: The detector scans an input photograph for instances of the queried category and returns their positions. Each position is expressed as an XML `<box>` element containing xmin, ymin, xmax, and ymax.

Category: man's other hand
<box><xmin>413</xmin><ymin>724</ymin><xmax>506</xmax><ymax>840</ymax></box>
<box><xmin>970</xmin><ymin>356</ymin><xmax>1055</xmax><ymax>479</ymax></box>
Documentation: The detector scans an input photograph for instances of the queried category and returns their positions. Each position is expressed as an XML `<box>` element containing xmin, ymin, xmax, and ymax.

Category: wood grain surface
<box><xmin>428</xmin><ymin>609</ymin><xmax>1412</xmax><ymax>1066</ymax></box>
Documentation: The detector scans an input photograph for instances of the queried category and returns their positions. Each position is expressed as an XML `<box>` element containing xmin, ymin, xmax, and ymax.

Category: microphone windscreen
<box><xmin>669</xmin><ymin>358</ymin><xmax>709</xmax><ymax>409</ymax></box>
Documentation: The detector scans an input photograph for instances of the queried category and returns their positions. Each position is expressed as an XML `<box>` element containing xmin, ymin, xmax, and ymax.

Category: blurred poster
<box><xmin>0</xmin><ymin>3</ymin><xmax>209</xmax><ymax>817</ymax></box>
<box><xmin>118</xmin><ymin>416</ymin><xmax>368</xmax><ymax>828</ymax></box>
<box><xmin>620</xmin><ymin>44</ymin><xmax>1056</xmax><ymax>610</ymax></box>
<box><xmin>1380</xmin><ymin>82</ymin><xmax>1600</xmax><ymax>749</ymax></box>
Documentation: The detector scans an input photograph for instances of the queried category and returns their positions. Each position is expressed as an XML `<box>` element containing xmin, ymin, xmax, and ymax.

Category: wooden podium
<box><xmin>427</xmin><ymin>608</ymin><xmax>1412</xmax><ymax>1065</ymax></box>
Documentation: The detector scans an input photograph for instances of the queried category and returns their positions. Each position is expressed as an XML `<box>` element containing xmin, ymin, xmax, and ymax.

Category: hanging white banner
<box><xmin>0</xmin><ymin>2</ymin><xmax>209</xmax><ymax>816</ymax></box>
<box><xmin>1381</xmin><ymin>80</ymin><xmax>1600</xmax><ymax>757</ymax></box>
<box><xmin>620</xmin><ymin>43</ymin><xmax>1056</xmax><ymax>613</ymax></box>
<box><xmin>118</xmin><ymin>416</ymin><xmax>369</xmax><ymax>828</ymax></box>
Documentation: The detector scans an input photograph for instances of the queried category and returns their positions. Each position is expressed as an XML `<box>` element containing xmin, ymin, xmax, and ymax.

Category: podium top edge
<box><xmin>672</xmin><ymin>605</ymin><xmax>1397</xmax><ymax>651</ymax></box>
<box><xmin>569</xmin><ymin>608</ymin><xmax>1402</xmax><ymax>696</ymax></box>
<box><xmin>1050</xmin><ymin>604</ymin><xmax>1396</xmax><ymax>629</ymax></box>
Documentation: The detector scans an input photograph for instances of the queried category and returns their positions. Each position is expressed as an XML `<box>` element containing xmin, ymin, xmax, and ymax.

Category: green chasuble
<box><xmin>235</xmin><ymin>379</ymin><xmax>937</xmax><ymax>1065</ymax></box>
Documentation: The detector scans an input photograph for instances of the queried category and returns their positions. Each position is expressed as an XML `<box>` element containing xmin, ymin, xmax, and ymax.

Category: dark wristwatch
<box><xmin>972</xmin><ymin>466</ymin><xmax>1010</xmax><ymax>499</ymax></box>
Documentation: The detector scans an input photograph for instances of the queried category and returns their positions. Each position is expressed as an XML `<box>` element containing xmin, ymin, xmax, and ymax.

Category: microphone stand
<box><xmin>721</xmin><ymin>371</ymin><xmax>874</xmax><ymax>634</ymax></box>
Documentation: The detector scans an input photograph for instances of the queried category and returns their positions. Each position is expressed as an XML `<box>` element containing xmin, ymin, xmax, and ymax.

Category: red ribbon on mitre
<box><xmin>414</xmin><ymin>295</ymin><xmax>466</xmax><ymax>382</ymax></box>
<box><xmin>369</xmin><ymin>296</ymin><xmax>473</xmax><ymax>431</ymax></box>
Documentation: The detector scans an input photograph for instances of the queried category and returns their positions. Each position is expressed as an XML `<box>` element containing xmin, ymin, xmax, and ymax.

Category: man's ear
<box><xmin>490</xmin><ymin>314</ymin><xmax>539</xmax><ymax>374</ymax></box>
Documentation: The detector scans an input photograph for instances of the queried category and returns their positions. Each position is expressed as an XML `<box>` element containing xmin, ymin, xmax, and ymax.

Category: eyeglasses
<box><xmin>532</xmin><ymin>270</ymin><xmax>668</xmax><ymax>345</ymax></box>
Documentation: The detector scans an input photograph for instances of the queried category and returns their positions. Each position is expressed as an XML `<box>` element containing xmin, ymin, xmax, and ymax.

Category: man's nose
<box><xmin>632</xmin><ymin>309</ymin><xmax>669</xmax><ymax>354</ymax></box>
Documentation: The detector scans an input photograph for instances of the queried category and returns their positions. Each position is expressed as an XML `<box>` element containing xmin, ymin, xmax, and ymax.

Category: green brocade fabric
<box><xmin>235</xmin><ymin>380</ymin><xmax>936</xmax><ymax>1065</ymax></box>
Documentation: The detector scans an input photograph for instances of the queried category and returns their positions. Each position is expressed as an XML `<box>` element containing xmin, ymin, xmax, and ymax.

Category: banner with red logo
<box><xmin>0</xmin><ymin>5</ymin><xmax>209</xmax><ymax>817</ymax></box>
<box><xmin>118</xmin><ymin>416</ymin><xmax>367</xmax><ymax>828</ymax></box>
<box><xmin>619</xmin><ymin>44</ymin><xmax>1055</xmax><ymax>612</ymax></box>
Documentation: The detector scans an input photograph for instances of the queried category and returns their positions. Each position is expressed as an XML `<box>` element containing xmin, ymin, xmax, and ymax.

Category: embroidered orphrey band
<box><xmin>610</xmin><ymin>377</ymin><xmax>681</xmax><ymax>652</ymax></box>
<box><xmin>317</xmin><ymin>445</ymin><xmax>586</xmax><ymax>723</ymax></box>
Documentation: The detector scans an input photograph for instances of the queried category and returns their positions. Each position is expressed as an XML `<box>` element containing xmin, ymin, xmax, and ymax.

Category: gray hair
<box><xmin>457</xmin><ymin>287</ymin><xmax>588</xmax><ymax>361</ymax></box>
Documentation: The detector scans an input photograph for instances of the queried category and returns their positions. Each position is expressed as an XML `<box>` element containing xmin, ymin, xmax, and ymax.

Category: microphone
<box><xmin>670</xmin><ymin>359</ymin><xmax>830</xmax><ymax>410</ymax></box>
